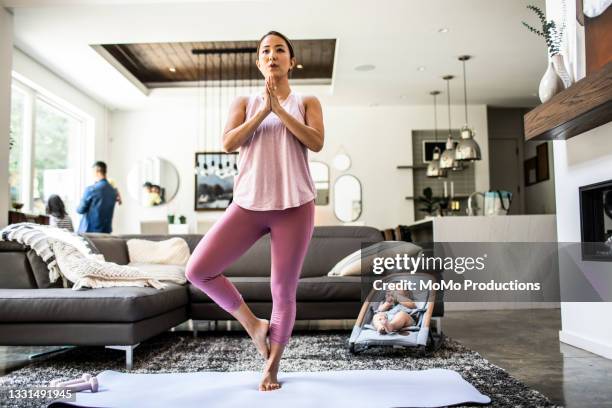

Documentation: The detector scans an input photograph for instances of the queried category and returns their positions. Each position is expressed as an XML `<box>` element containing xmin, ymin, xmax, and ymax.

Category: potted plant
<box><xmin>167</xmin><ymin>214</ymin><xmax>175</xmax><ymax>224</ymax></box>
<box><xmin>417</xmin><ymin>187</ymin><xmax>440</xmax><ymax>219</ymax></box>
<box><xmin>178</xmin><ymin>215</ymin><xmax>187</xmax><ymax>224</ymax></box>
<box><xmin>522</xmin><ymin>3</ymin><xmax>572</xmax><ymax>101</ymax></box>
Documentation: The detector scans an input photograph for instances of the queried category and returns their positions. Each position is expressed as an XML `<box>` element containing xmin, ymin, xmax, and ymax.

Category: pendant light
<box><xmin>455</xmin><ymin>55</ymin><xmax>481</xmax><ymax>161</ymax></box>
<box><xmin>426</xmin><ymin>91</ymin><xmax>447</xmax><ymax>178</ymax></box>
<box><xmin>439</xmin><ymin>75</ymin><xmax>459</xmax><ymax>170</ymax></box>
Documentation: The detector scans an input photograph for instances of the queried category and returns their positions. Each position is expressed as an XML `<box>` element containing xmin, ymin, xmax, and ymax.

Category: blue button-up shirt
<box><xmin>77</xmin><ymin>178</ymin><xmax>117</xmax><ymax>233</ymax></box>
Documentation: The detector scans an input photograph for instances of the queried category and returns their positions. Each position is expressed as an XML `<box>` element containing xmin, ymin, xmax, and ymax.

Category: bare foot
<box><xmin>259</xmin><ymin>364</ymin><xmax>281</xmax><ymax>391</ymax></box>
<box><xmin>249</xmin><ymin>318</ymin><xmax>270</xmax><ymax>360</ymax></box>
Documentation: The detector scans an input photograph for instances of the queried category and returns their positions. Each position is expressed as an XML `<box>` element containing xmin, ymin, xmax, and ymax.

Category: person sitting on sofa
<box><xmin>372</xmin><ymin>290</ymin><xmax>418</xmax><ymax>334</ymax></box>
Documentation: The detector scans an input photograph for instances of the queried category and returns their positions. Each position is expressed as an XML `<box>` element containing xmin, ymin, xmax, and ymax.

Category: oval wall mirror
<box><xmin>127</xmin><ymin>157</ymin><xmax>180</xmax><ymax>207</ymax></box>
<box><xmin>309</xmin><ymin>161</ymin><xmax>330</xmax><ymax>205</ymax></box>
<box><xmin>333</xmin><ymin>174</ymin><xmax>362</xmax><ymax>222</ymax></box>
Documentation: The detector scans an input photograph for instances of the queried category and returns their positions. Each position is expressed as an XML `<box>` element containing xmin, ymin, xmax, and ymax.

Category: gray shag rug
<box><xmin>0</xmin><ymin>330</ymin><xmax>558</xmax><ymax>408</ymax></box>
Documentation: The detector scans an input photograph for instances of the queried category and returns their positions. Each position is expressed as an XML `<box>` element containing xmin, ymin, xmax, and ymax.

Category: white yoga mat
<box><xmin>48</xmin><ymin>368</ymin><xmax>490</xmax><ymax>408</ymax></box>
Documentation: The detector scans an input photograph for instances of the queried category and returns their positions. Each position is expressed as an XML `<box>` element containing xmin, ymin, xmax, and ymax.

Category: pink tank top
<box><xmin>232</xmin><ymin>91</ymin><xmax>317</xmax><ymax>211</ymax></box>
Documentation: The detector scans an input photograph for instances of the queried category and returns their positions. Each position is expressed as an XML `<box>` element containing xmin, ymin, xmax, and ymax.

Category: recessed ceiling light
<box><xmin>297</xmin><ymin>64</ymin><xmax>304</xmax><ymax>69</ymax></box>
<box><xmin>417</xmin><ymin>66</ymin><xmax>426</xmax><ymax>71</ymax></box>
<box><xmin>169</xmin><ymin>67</ymin><xmax>176</xmax><ymax>73</ymax></box>
<box><xmin>355</xmin><ymin>64</ymin><xmax>376</xmax><ymax>72</ymax></box>
<box><xmin>438</xmin><ymin>27</ymin><xmax>449</xmax><ymax>33</ymax></box>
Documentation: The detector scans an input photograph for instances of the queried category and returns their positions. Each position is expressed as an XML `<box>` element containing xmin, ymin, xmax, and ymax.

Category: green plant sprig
<box><xmin>522</xmin><ymin>4</ymin><xmax>565</xmax><ymax>57</ymax></box>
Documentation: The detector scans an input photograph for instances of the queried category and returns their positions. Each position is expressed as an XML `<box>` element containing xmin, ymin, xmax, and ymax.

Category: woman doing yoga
<box><xmin>185</xmin><ymin>31</ymin><xmax>324</xmax><ymax>392</ymax></box>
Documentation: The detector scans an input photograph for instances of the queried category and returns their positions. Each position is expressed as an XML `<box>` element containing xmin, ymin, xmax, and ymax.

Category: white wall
<box><xmin>554</xmin><ymin>122</ymin><xmax>612</xmax><ymax>360</ymax></box>
<box><xmin>0</xmin><ymin>8</ymin><xmax>13</xmax><ymax>228</ymax></box>
<box><xmin>108</xmin><ymin>88</ymin><xmax>489</xmax><ymax>234</ymax></box>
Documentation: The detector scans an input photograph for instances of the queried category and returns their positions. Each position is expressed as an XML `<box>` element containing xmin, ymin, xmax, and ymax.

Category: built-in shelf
<box><xmin>524</xmin><ymin>61</ymin><xmax>612</xmax><ymax>141</ymax></box>
<box><xmin>397</xmin><ymin>165</ymin><xmax>427</xmax><ymax>169</ymax></box>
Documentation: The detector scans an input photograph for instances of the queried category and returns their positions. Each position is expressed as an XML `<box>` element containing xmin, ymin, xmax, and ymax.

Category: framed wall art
<box><xmin>194</xmin><ymin>152</ymin><xmax>239</xmax><ymax>211</ymax></box>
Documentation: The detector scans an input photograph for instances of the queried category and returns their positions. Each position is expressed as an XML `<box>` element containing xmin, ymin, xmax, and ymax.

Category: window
<box><xmin>8</xmin><ymin>79</ymin><xmax>86</xmax><ymax>217</ymax></box>
<box><xmin>9</xmin><ymin>87</ymin><xmax>25</xmax><ymax>204</ymax></box>
<box><xmin>32</xmin><ymin>98</ymin><xmax>82</xmax><ymax>215</ymax></box>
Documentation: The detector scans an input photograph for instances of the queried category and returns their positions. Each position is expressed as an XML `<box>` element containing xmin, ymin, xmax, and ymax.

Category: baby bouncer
<box><xmin>349</xmin><ymin>272</ymin><xmax>444</xmax><ymax>354</ymax></box>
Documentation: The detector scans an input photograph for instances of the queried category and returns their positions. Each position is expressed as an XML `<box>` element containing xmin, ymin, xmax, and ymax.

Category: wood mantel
<box><xmin>524</xmin><ymin>61</ymin><xmax>612</xmax><ymax>141</ymax></box>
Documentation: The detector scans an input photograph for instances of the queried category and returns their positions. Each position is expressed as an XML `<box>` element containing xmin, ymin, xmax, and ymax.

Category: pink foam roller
<box><xmin>65</xmin><ymin>377</ymin><xmax>98</xmax><ymax>393</ymax></box>
<box><xmin>50</xmin><ymin>374</ymin><xmax>92</xmax><ymax>388</ymax></box>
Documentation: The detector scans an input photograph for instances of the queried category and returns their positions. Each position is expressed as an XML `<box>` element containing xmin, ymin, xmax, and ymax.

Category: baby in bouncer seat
<box><xmin>372</xmin><ymin>290</ymin><xmax>418</xmax><ymax>334</ymax></box>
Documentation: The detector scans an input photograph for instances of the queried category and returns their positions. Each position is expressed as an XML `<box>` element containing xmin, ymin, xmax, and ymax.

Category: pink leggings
<box><xmin>185</xmin><ymin>200</ymin><xmax>315</xmax><ymax>345</ymax></box>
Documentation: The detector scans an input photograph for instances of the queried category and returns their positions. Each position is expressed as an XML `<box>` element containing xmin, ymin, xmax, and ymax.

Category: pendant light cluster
<box><xmin>427</xmin><ymin>54</ymin><xmax>482</xmax><ymax>178</ymax></box>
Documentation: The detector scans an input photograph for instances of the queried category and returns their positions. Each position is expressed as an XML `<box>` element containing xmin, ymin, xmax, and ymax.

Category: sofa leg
<box><xmin>105</xmin><ymin>344</ymin><xmax>140</xmax><ymax>370</ymax></box>
<box><xmin>191</xmin><ymin>320</ymin><xmax>198</xmax><ymax>338</ymax></box>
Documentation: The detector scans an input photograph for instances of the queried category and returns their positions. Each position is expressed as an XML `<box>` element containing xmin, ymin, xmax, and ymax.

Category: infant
<box><xmin>372</xmin><ymin>290</ymin><xmax>417</xmax><ymax>334</ymax></box>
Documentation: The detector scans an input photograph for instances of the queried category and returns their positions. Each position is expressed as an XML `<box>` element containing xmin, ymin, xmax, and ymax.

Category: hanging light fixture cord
<box><xmin>203</xmin><ymin>53</ymin><xmax>208</xmax><ymax>155</ymax></box>
<box><xmin>433</xmin><ymin>92</ymin><xmax>438</xmax><ymax>141</ymax></box>
<box><xmin>197</xmin><ymin>53</ymin><xmax>201</xmax><ymax>153</ymax></box>
<box><xmin>446</xmin><ymin>78</ymin><xmax>452</xmax><ymax>134</ymax></box>
<box><xmin>462</xmin><ymin>58</ymin><xmax>468</xmax><ymax>124</ymax></box>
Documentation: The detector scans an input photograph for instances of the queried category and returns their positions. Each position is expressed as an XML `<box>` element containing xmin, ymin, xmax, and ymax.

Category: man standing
<box><xmin>77</xmin><ymin>161</ymin><xmax>118</xmax><ymax>233</ymax></box>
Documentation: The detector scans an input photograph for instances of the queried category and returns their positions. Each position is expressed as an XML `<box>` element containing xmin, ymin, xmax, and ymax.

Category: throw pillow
<box><xmin>126</xmin><ymin>237</ymin><xmax>190</xmax><ymax>266</ymax></box>
<box><xmin>327</xmin><ymin>241</ymin><xmax>422</xmax><ymax>277</ymax></box>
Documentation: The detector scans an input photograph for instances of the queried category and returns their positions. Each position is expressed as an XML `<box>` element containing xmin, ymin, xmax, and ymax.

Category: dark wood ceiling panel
<box><xmin>97</xmin><ymin>39</ymin><xmax>335</xmax><ymax>88</ymax></box>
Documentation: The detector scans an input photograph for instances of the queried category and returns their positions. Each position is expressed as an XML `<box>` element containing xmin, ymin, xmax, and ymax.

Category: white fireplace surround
<box><xmin>553</xmin><ymin>122</ymin><xmax>612</xmax><ymax>360</ymax></box>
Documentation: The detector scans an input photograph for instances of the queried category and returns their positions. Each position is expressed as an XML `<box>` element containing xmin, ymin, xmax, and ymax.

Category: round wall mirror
<box><xmin>309</xmin><ymin>161</ymin><xmax>330</xmax><ymax>205</ymax></box>
<box><xmin>333</xmin><ymin>174</ymin><xmax>362</xmax><ymax>222</ymax></box>
<box><xmin>127</xmin><ymin>157</ymin><xmax>180</xmax><ymax>207</ymax></box>
<box><xmin>333</xmin><ymin>153</ymin><xmax>351</xmax><ymax>171</ymax></box>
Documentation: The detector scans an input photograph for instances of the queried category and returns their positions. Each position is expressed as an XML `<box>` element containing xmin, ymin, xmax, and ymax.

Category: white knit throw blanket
<box><xmin>1</xmin><ymin>223</ymin><xmax>180</xmax><ymax>290</ymax></box>
<box><xmin>51</xmin><ymin>240</ymin><xmax>174</xmax><ymax>290</ymax></box>
<box><xmin>1</xmin><ymin>222</ymin><xmax>102</xmax><ymax>287</ymax></box>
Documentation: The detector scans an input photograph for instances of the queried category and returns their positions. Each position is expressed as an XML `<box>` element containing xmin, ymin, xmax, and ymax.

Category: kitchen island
<box><xmin>404</xmin><ymin>215</ymin><xmax>558</xmax><ymax>311</ymax></box>
<box><xmin>405</xmin><ymin>214</ymin><xmax>556</xmax><ymax>243</ymax></box>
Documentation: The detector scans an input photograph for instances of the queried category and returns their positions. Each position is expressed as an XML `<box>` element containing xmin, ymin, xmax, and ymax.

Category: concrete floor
<box><xmin>2</xmin><ymin>309</ymin><xmax>611</xmax><ymax>407</ymax></box>
<box><xmin>443</xmin><ymin>309</ymin><xmax>612</xmax><ymax>408</ymax></box>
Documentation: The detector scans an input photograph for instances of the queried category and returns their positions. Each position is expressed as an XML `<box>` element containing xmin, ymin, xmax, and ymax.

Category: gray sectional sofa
<box><xmin>0</xmin><ymin>226</ymin><xmax>398</xmax><ymax>369</ymax></box>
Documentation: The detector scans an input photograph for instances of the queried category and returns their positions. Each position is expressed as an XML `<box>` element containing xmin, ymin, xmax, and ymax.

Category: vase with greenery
<box><xmin>417</xmin><ymin>187</ymin><xmax>440</xmax><ymax>218</ymax></box>
<box><xmin>178</xmin><ymin>215</ymin><xmax>187</xmax><ymax>224</ymax></box>
<box><xmin>522</xmin><ymin>3</ymin><xmax>572</xmax><ymax>100</ymax></box>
